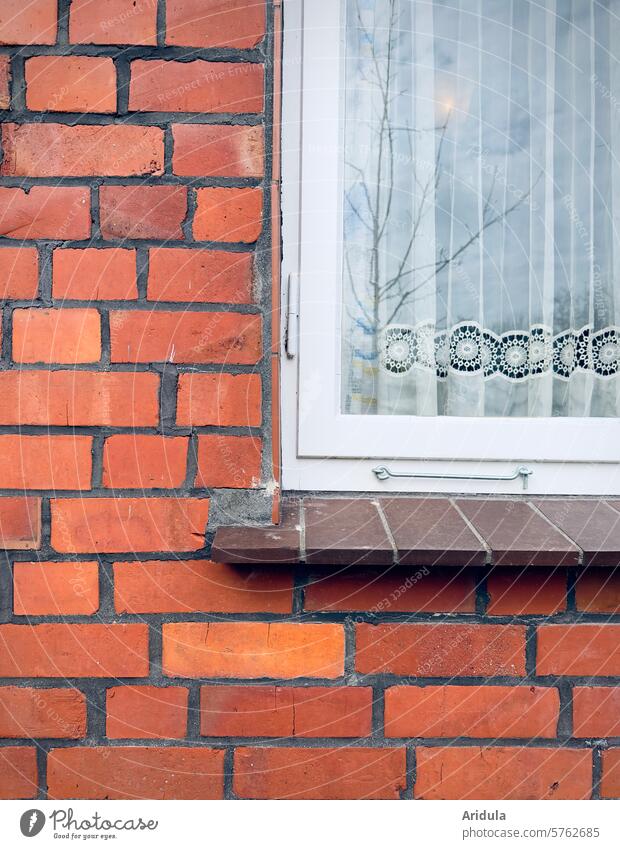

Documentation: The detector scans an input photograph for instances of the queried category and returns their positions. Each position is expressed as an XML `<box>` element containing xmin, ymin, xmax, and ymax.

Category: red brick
<box><xmin>48</xmin><ymin>747</ymin><xmax>224</xmax><ymax>799</ymax></box>
<box><xmin>2</xmin><ymin>124</ymin><xmax>163</xmax><ymax>177</ymax></box>
<box><xmin>196</xmin><ymin>434</ymin><xmax>261</xmax><ymax>488</ymax></box>
<box><xmin>601</xmin><ymin>749</ymin><xmax>620</xmax><ymax>798</ymax></box>
<box><xmin>53</xmin><ymin>248</ymin><xmax>137</xmax><ymax>301</ymax></box>
<box><xmin>0</xmin><ymin>371</ymin><xmax>159</xmax><ymax>426</ymax></box>
<box><xmin>0</xmin><ymin>435</ymin><xmax>91</xmax><ymax>490</ymax></box>
<box><xmin>173</xmin><ymin>125</ymin><xmax>264</xmax><ymax>177</ymax></box>
<box><xmin>103</xmin><ymin>434</ymin><xmax>188</xmax><ymax>489</ymax></box>
<box><xmin>25</xmin><ymin>56</ymin><xmax>116</xmax><ymax>112</ymax></box>
<box><xmin>13</xmin><ymin>308</ymin><xmax>101</xmax><ymax>364</ymax></box>
<box><xmin>129</xmin><ymin>59</ymin><xmax>264</xmax><ymax>113</ymax></box>
<box><xmin>110</xmin><ymin>310</ymin><xmax>262</xmax><ymax>364</ymax></box>
<box><xmin>13</xmin><ymin>561</ymin><xmax>99</xmax><ymax>615</ymax></box>
<box><xmin>0</xmin><ymin>186</ymin><xmax>90</xmax><ymax>240</ymax></box>
<box><xmin>70</xmin><ymin>0</ymin><xmax>157</xmax><ymax>45</ymax></box>
<box><xmin>415</xmin><ymin>747</ymin><xmax>592</xmax><ymax>800</ymax></box>
<box><xmin>148</xmin><ymin>248</ymin><xmax>253</xmax><ymax>304</ymax></box>
<box><xmin>115</xmin><ymin>560</ymin><xmax>292</xmax><ymax>614</ymax></box>
<box><xmin>167</xmin><ymin>0</ymin><xmax>265</xmax><ymax>48</ymax></box>
<box><xmin>0</xmin><ymin>0</ymin><xmax>57</xmax><ymax>45</ymax></box>
<box><xmin>0</xmin><ymin>497</ymin><xmax>41</xmax><ymax>550</ymax></box>
<box><xmin>486</xmin><ymin>569</ymin><xmax>567</xmax><ymax>615</ymax></box>
<box><xmin>385</xmin><ymin>685</ymin><xmax>559</xmax><ymax>738</ymax></box>
<box><xmin>0</xmin><ymin>748</ymin><xmax>37</xmax><ymax>799</ymax></box>
<box><xmin>0</xmin><ymin>624</ymin><xmax>148</xmax><ymax>677</ymax></box>
<box><xmin>0</xmin><ymin>54</ymin><xmax>10</xmax><ymax>109</ymax></box>
<box><xmin>305</xmin><ymin>568</ymin><xmax>476</xmax><ymax>613</ymax></box>
<box><xmin>0</xmin><ymin>247</ymin><xmax>38</xmax><ymax>300</ymax></box>
<box><xmin>573</xmin><ymin>687</ymin><xmax>620</xmax><ymax>738</ymax></box>
<box><xmin>100</xmin><ymin>185</ymin><xmax>186</xmax><ymax>240</ymax></box>
<box><xmin>576</xmin><ymin>569</ymin><xmax>620</xmax><ymax>613</ymax></box>
<box><xmin>0</xmin><ymin>686</ymin><xmax>86</xmax><ymax>738</ymax></box>
<box><xmin>107</xmin><ymin>686</ymin><xmax>188</xmax><ymax>740</ymax></box>
<box><xmin>163</xmin><ymin>622</ymin><xmax>344</xmax><ymax>679</ymax></box>
<box><xmin>537</xmin><ymin>625</ymin><xmax>620</xmax><ymax>676</ymax></box>
<box><xmin>177</xmin><ymin>372</ymin><xmax>261</xmax><ymax>427</ymax></box>
<box><xmin>356</xmin><ymin>623</ymin><xmax>526</xmax><ymax>677</ymax></box>
<box><xmin>201</xmin><ymin>685</ymin><xmax>372</xmax><ymax>738</ymax></box>
<box><xmin>51</xmin><ymin>497</ymin><xmax>209</xmax><ymax>554</ymax></box>
<box><xmin>234</xmin><ymin>747</ymin><xmax>406</xmax><ymax>800</ymax></box>
<box><xmin>194</xmin><ymin>187</ymin><xmax>263</xmax><ymax>243</ymax></box>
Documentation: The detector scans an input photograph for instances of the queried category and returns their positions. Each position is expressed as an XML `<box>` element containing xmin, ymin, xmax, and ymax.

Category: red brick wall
<box><xmin>0</xmin><ymin>0</ymin><xmax>618</xmax><ymax>802</ymax></box>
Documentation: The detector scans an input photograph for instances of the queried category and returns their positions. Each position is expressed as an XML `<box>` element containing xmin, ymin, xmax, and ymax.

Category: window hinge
<box><xmin>285</xmin><ymin>272</ymin><xmax>300</xmax><ymax>359</ymax></box>
<box><xmin>373</xmin><ymin>465</ymin><xmax>534</xmax><ymax>491</ymax></box>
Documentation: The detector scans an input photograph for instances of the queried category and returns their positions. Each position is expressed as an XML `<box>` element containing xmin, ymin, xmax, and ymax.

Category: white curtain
<box><xmin>342</xmin><ymin>0</ymin><xmax>620</xmax><ymax>417</ymax></box>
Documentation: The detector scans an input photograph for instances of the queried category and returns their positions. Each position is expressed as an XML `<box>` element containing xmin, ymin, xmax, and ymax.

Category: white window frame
<box><xmin>280</xmin><ymin>0</ymin><xmax>620</xmax><ymax>495</ymax></box>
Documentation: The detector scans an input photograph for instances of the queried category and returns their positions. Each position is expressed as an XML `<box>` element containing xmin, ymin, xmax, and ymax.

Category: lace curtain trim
<box><xmin>381</xmin><ymin>322</ymin><xmax>620</xmax><ymax>380</ymax></box>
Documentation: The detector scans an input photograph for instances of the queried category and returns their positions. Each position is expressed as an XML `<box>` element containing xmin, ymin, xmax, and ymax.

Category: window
<box><xmin>281</xmin><ymin>0</ymin><xmax>620</xmax><ymax>493</ymax></box>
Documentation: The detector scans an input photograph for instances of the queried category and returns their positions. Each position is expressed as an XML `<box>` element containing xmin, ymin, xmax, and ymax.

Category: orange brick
<box><xmin>0</xmin><ymin>624</ymin><xmax>148</xmax><ymax>677</ymax></box>
<box><xmin>576</xmin><ymin>569</ymin><xmax>620</xmax><ymax>613</ymax></box>
<box><xmin>0</xmin><ymin>497</ymin><xmax>41</xmax><ymax>550</ymax></box>
<box><xmin>195</xmin><ymin>434</ymin><xmax>261</xmax><ymax>488</ymax></box>
<box><xmin>69</xmin><ymin>0</ymin><xmax>157</xmax><ymax>45</ymax></box>
<box><xmin>0</xmin><ymin>435</ymin><xmax>91</xmax><ymax>490</ymax></box>
<box><xmin>0</xmin><ymin>186</ymin><xmax>90</xmax><ymax>240</ymax></box>
<box><xmin>14</xmin><ymin>561</ymin><xmax>99</xmax><ymax>615</ymax></box>
<box><xmin>147</xmin><ymin>248</ymin><xmax>253</xmax><ymax>304</ymax></box>
<box><xmin>163</xmin><ymin>622</ymin><xmax>345</xmax><ymax>679</ymax></box>
<box><xmin>0</xmin><ymin>247</ymin><xmax>38</xmax><ymax>301</ymax></box>
<box><xmin>0</xmin><ymin>371</ymin><xmax>159</xmax><ymax>426</ymax></box>
<box><xmin>601</xmin><ymin>749</ymin><xmax>620</xmax><ymax>799</ymax></box>
<box><xmin>102</xmin><ymin>434</ymin><xmax>188</xmax><ymax>489</ymax></box>
<box><xmin>53</xmin><ymin>248</ymin><xmax>137</xmax><ymax>301</ymax></box>
<box><xmin>201</xmin><ymin>685</ymin><xmax>373</xmax><ymax>738</ymax></box>
<box><xmin>107</xmin><ymin>686</ymin><xmax>188</xmax><ymax>739</ymax></box>
<box><xmin>25</xmin><ymin>56</ymin><xmax>116</xmax><ymax>112</ymax></box>
<box><xmin>234</xmin><ymin>748</ymin><xmax>406</xmax><ymax>800</ymax></box>
<box><xmin>167</xmin><ymin>0</ymin><xmax>266</xmax><ymax>48</ymax></box>
<box><xmin>109</xmin><ymin>310</ymin><xmax>262</xmax><ymax>364</ymax></box>
<box><xmin>129</xmin><ymin>59</ymin><xmax>264</xmax><ymax>113</ymax></box>
<box><xmin>100</xmin><ymin>185</ymin><xmax>186</xmax><ymax>240</ymax></box>
<box><xmin>0</xmin><ymin>748</ymin><xmax>37</xmax><ymax>799</ymax></box>
<box><xmin>0</xmin><ymin>686</ymin><xmax>86</xmax><ymax>738</ymax></box>
<box><xmin>385</xmin><ymin>685</ymin><xmax>559</xmax><ymax>738</ymax></box>
<box><xmin>573</xmin><ymin>687</ymin><xmax>620</xmax><ymax>738</ymax></box>
<box><xmin>2</xmin><ymin>124</ymin><xmax>163</xmax><ymax>177</ymax></box>
<box><xmin>48</xmin><ymin>747</ymin><xmax>224</xmax><ymax>799</ymax></box>
<box><xmin>537</xmin><ymin>625</ymin><xmax>620</xmax><ymax>676</ymax></box>
<box><xmin>114</xmin><ymin>560</ymin><xmax>293</xmax><ymax>614</ymax></box>
<box><xmin>13</xmin><ymin>308</ymin><xmax>101</xmax><ymax>364</ymax></box>
<box><xmin>486</xmin><ymin>569</ymin><xmax>567</xmax><ymax>615</ymax></box>
<box><xmin>176</xmin><ymin>372</ymin><xmax>261</xmax><ymax>427</ymax></box>
<box><xmin>0</xmin><ymin>54</ymin><xmax>10</xmax><ymax>109</ymax></box>
<box><xmin>194</xmin><ymin>187</ymin><xmax>263</xmax><ymax>243</ymax></box>
<box><xmin>415</xmin><ymin>747</ymin><xmax>592</xmax><ymax>800</ymax></box>
<box><xmin>172</xmin><ymin>125</ymin><xmax>264</xmax><ymax>177</ymax></box>
<box><xmin>0</xmin><ymin>0</ymin><xmax>57</xmax><ymax>45</ymax></box>
<box><xmin>51</xmin><ymin>497</ymin><xmax>209</xmax><ymax>553</ymax></box>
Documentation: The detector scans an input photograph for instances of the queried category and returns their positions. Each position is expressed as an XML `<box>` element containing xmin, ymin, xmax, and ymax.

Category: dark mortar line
<box><xmin>0</xmin><ymin>553</ymin><xmax>12</xmax><ymax>623</ymax></box>
<box><xmin>0</xmin><ymin>236</ymin><xmax>261</xmax><ymax>250</ymax></box>
<box><xmin>38</xmin><ymin>244</ymin><xmax>53</xmax><ymax>305</ymax></box>
<box><xmin>6</xmin><ymin>45</ymin><xmax>265</xmax><ymax>62</ymax></box>
<box><xmin>181</xmin><ymin>185</ymin><xmax>196</xmax><ymax>241</ymax></box>
<box><xmin>8</xmin><ymin>54</ymin><xmax>26</xmax><ymax>113</ymax></box>
<box><xmin>184</xmin><ymin>433</ymin><xmax>199</xmax><ymax>488</ymax></box>
<box><xmin>0</xmin><ymin>360</ymin><xmax>262</xmax><ymax>373</ymax></box>
<box><xmin>135</xmin><ymin>247</ymin><xmax>149</xmax><ymax>300</ymax></box>
<box><xmin>86</xmin><ymin>684</ymin><xmax>107</xmax><ymax>739</ymax></box>
<box><xmin>0</xmin><ymin>300</ymin><xmax>262</xmax><ymax>314</ymax></box>
<box><xmin>0</xmin><ymin>425</ymin><xmax>261</xmax><ymax>437</ymax></box>
<box><xmin>90</xmin><ymin>433</ymin><xmax>105</xmax><ymax>488</ymax></box>
<box><xmin>557</xmin><ymin>679</ymin><xmax>573</xmax><ymax>740</ymax></box>
<box><xmin>57</xmin><ymin>0</ymin><xmax>70</xmax><ymax>45</ymax></box>
<box><xmin>370</xmin><ymin>685</ymin><xmax>385</xmax><ymax>742</ymax></box>
<box><xmin>0</xmin><ymin>112</ymin><xmax>265</xmax><ymax>126</ymax></box>
<box><xmin>525</xmin><ymin>623</ymin><xmax>538</xmax><ymax>676</ymax></box>
<box><xmin>566</xmin><ymin>567</ymin><xmax>578</xmax><ymax>612</ymax></box>
<box><xmin>149</xmin><ymin>619</ymin><xmax>164</xmax><ymax>682</ymax></box>
<box><xmin>159</xmin><ymin>364</ymin><xmax>179</xmax><ymax>433</ymax></box>
<box><xmin>157</xmin><ymin>0</ymin><xmax>167</xmax><ymax>49</ymax></box>
<box><xmin>115</xmin><ymin>55</ymin><xmax>131</xmax><ymax>115</ymax></box>
<box><xmin>474</xmin><ymin>567</ymin><xmax>489</xmax><ymax>615</ymax></box>
<box><xmin>0</xmin><ymin>302</ymin><xmax>11</xmax><ymax>363</ymax></box>
<box><xmin>99</xmin><ymin>308</ymin><xmax>111</xmax><ymax>368</ymax></box>
<box><xmin>0</xmin><ymin>176</ymin><xmax>262</xmax><ymax>190</ymax></box>
<box><xmin>163</xmin><ymin>125</ymin><xmax>174</xmax><ymax>175</ymax></box>
<box><xmin>35</xmin><ymin>743</ymin><xmax>49</xmax><ymax>800</ymax></box>
<box><xmin>90</xmin><ymin>183</ymin><xmax>102</xmax><ymax>239</ymax></box>
<box><xmin>40</xmin><ymin>497</ymin><xmax>52</xmax><ymax>548</ymax></box>
<box><xmin>223</xmin><ymin>747</ymin><xmax>236</xmax><ymax>799</ymax></box>
<box><xmin>291</xmin><ymin>564</ymin><xmax>307</xmax><ymax>616</ymax></box>
<box><xmin>592</xmin><ymin>747</ymin><xmax>603</xmax><ymax>799</ymax></box>
<box><xmin>186</xmin><ymin>684</ymin><xmax>201</xmax><ymax>740</ymax></box>
<box><xmin>343</xmin><ymin>618</ymin><xmax>356</xmax><ymax>679</ymax></box>
<box><xmin>98</xmin><ymin>558</ymin><xmax>116</xmax><ymax>617</ymax></box>
<box><xmin>403</xmin><ymin>745</ymin><xmax>416</xmax><ymax>800</ymax></box>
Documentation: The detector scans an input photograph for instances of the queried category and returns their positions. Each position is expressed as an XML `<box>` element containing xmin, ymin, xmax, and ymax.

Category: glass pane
<box><xmin>341</xmin><ymin>0</ymin><xmax>620</xmax><ymax>417</ymax></box>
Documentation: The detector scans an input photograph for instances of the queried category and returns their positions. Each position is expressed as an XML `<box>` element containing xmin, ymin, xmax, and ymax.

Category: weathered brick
<box><xmin>0</xmin><ymin>186</ymin><xmax>90</xmax><ymax>240</ymax></box>
<box><xmin>573</xmin><ymin>687</ymin><xmax>620</xmax><ymax>738</ymax></box>
<box><xmin>576</xmin><ymin>568</ymin><xmax>620</xmax><ymax>613</ymax></box>
<box><xmin>176</xmin><ymin>372</ymin><xmax>261</xmax><ymax>427</ymax></box>
<box><xmin>114</xmin><ymin>560</ymin><xmax>293</xmax><ymax>614</ymax></box>
<box><xmin>0</xmin><ymin>247</ymin><xmax>38</xmax><ymax>300</ymax></box>
<box><xmin>148</xmin><ymin>248</ymin><xmax>253</xmax><ymax>304</ymax></box>
<box><xmin>109</xmin><ymin>310</ymin><xmax>262</xmax><ymax>364</ymax></box>
<box><xmin>106</xmin><ymin>686</ymin><xmax>188</xmax><ymax>740</ymax></box>
<box><xmin>51</xmin><ymin>497</ymin><xmax>209</xmax><ymax>553</ymax></box>
<box><xmin>486</xmin><ymin>569</ymin><xmax>567</xmax><ymax>615</ymax></box>
<box><xmin>601</xmin><ymin>749</ymin><xmax>620</xmax><ymax>799</ymax></box>
<box><xmin>0</xmin><ymin>0</ymin><xmax>57</xmax><ymax>45</ymax></box>
<box><xmin>234</xmin><ymin>748</ymin><xmax>406</xmax><ymax>799</ymax></box>
<box><xmin>13</xmin><ymin>561</ymin><xmax>99</xmax><ymax>615</ymax></box>
<box><xmin>537</xmin><ymin>625</ymin><xmax>620</xmax><ymax>676</ymax></box>
<box><xmin>69</xmin><ymin>0</ymin><xmax>157</xmax><ymax>45</ymax></box>
<box><xmin>0</xmin><ymin>687</ymin><xmax>86</xmax><ymax>738</ymax></box>
<box><xmin>0</xmin><ymin>748</ymin><xmax>37</xmax><ymax>799</ymax></box>
<box><xmin>195</xmin><ymin>434</ymin><xmax>262</xmax><ymax>488</ymax></box>
<box><xmin>163</xmin><ymin>622</ymin><xmax>344</xmax><ymax>679</ymax></box>
<box><xmin>102</xmin><ymin>434</ymin><xmax>189</xmax><ymax>489</ymax></box>
<box><xmin>201</xmin><ymin>685</ymin><xmax>373</xmax><ymax>738</ymax></box>
<box><xmin>2</xmin><ymin>124</ymin><xmax>163</xmax><ymax>177</ymax></box>
<box><xmin>172</xmin><ymin>124</ymin><xmax>264</xmax><ymax>177</ymax></box>
<box><xmin>129</xmin><ymin>59</ymin><xmax>264</xmax><ymax>113</ymax></box>
<box><xmin>12</xmin><ymin>308</ymin><xmax>101</xmax><ymax>364</ymax></box>
<box><xmin>100</xmin><ymin>185</ymin><xmax>186</xmax><ymax>240</ymax></box>
<box><xmin>0</xmin><ymin>435</ymin><xmax>91</xmax><ymax>490</ymax></box>
<box><xmin>194</xmin><ymin>187</ymin><xmax>263</xmax><ymax>243</ymax></box>
<box><xmin>48</xmin><ymin>747</ymin><xmax>224</xmax><ymax>799</ymax></box>
<box><xmin>25</xmin><ymin>56</ymin><xmax>116</xmax><ymax>112</ymax></box>
<box><xmin>0</xmin><ymin>624</ymin><xmax>149</xmax><ymax>677</ymax></box>
<box><xmin>53</xmin><ymin>248</ymin><xmax>138</xmax><ymax>301</ymax></box>
<box><xmin>0</xmin><ymin>497</ymin><xmax>41</xmax><ymax>550</ymax></box>
<box><xmin>166</xmin><ymin>0</ymin><xmax>266</xmax><ymax>48</ymax></box>
<box><xmin>0</xmin><ymin>54</ymin><xmax>10</xmax><ymax>109</ymax></box>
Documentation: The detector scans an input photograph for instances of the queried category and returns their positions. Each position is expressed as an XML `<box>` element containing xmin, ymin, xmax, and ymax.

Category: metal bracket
<box><xmin>372</xmin><ymin>464</ymin><xmax>534</xmax><ymax>491</ymax></box>
<box><xmin>285</xmin><ymin>272</ymin><xmax>300</xmax><ymax>359</ymax></box>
